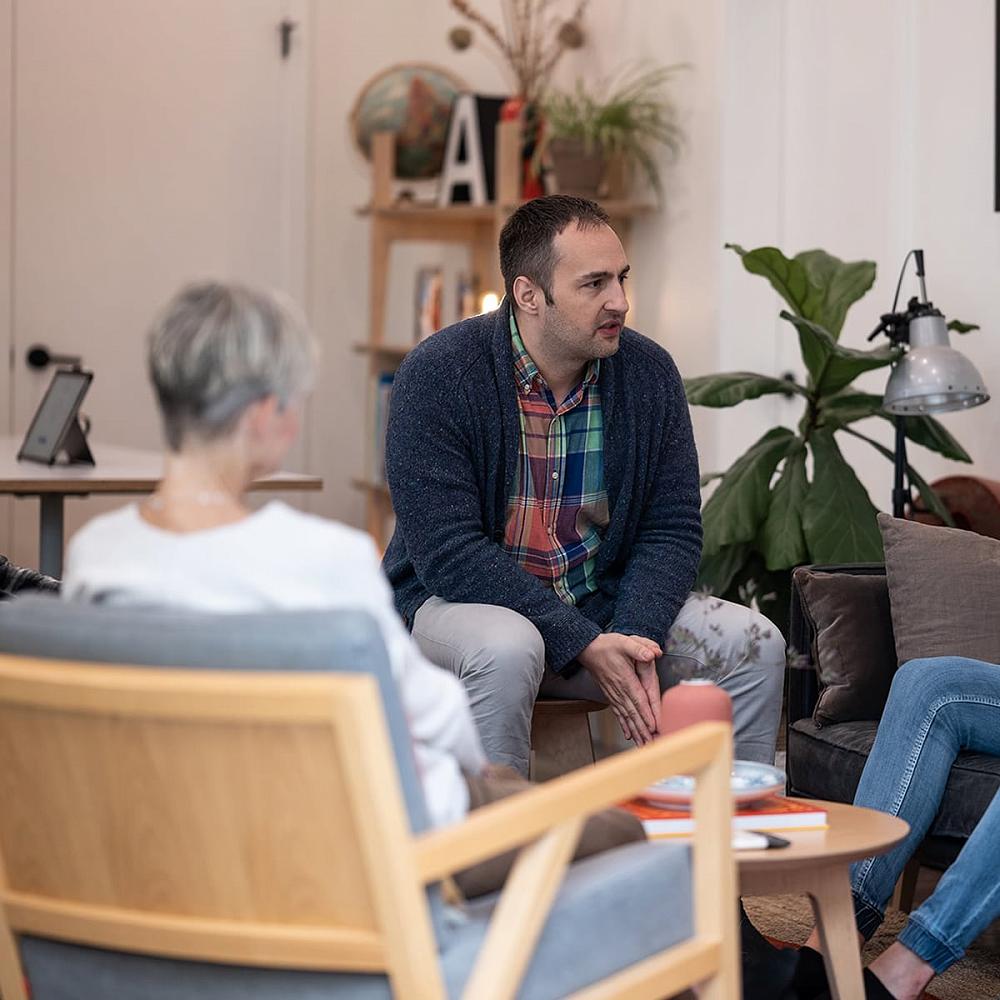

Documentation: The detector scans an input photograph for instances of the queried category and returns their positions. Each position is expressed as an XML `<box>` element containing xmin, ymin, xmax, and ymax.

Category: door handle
<box><xmin>26</xmin><ymin>344</ymin><xmax>83</xmax><ymax>370</ymax></box>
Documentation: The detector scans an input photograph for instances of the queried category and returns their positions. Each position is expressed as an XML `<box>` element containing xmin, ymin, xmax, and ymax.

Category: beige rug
<box><xmin>745</xmin><ymin>894</ymin><xmax>1000</xmax><ymax>1000</ymax></box>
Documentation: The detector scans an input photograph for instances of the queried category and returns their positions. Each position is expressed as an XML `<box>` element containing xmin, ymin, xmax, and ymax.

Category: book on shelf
<box><xmin>372</xmin><ymin>372</ymin><xmax>394</xmax><ymax>484</ymax></box>
<box><xmin>622</xmin><ymin>795</ymin><xmax>828</xmax><ymax>839</ymax></box>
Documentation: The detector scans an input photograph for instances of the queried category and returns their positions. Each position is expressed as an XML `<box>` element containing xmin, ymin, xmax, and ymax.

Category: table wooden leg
<box><xmin>808</xmin><ymin>865</ymin><xmax>865</xmax><ymax>1000</ymax></box>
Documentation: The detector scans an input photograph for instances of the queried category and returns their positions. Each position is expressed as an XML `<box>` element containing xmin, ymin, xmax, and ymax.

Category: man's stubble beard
<box><xmin>541</xmin><ymin>303</ymin><xmax>621</xmax><ymax>366</ymax></box>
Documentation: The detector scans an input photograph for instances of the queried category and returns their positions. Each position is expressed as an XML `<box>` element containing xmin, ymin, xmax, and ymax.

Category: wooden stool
<box><xmin>529</xmin><ymin>698</ymin><xmax>607</xmax><ymax>782</ymax></box>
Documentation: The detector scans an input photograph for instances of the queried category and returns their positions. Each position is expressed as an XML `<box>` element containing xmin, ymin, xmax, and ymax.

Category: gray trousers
<box><xmin>413</xmin><ymin>592</ymin><xmax>786</xmax><ymax>776</ymax></box>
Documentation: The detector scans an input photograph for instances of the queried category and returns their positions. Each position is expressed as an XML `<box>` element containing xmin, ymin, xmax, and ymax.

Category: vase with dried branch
<box><xmin>447</xmin><ymin>0</ymin><xmax>589</xmax><ymax>103</ymax></box>
<box><xmin>447</xmin><ymin>0</ymin><xmax>589</xmax><ymax>198</ymax></box>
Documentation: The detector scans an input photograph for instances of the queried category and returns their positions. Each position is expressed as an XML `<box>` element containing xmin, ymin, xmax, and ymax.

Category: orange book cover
<box><xmin>621</xmin><ymin>795</ymin><xmax>828</xmax><ymax>837</ymax></box>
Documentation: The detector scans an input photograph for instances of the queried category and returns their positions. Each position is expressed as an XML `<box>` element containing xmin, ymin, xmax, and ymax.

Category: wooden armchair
<box><xmin>0</xmin><ymin>603</ymin><xmax>739</xmax><ymax>1000</ymax></box>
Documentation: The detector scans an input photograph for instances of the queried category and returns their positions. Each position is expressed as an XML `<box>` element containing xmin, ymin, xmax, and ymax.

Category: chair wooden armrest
<box><xmin>414</xmin><ymin>721</ymin><xmax>729</xmax><ymax>882</ymax></box>
<box><xmin>414</xmin><ymin>722</ymin><xmax>739</xmax><ymax>1000</ymax></box>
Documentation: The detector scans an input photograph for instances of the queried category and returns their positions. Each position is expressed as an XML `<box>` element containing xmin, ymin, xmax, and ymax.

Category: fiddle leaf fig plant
<box><xmin>686</xmin><ymin>244</ymin><xmax>978</xmax><ymax>628</ymax></box>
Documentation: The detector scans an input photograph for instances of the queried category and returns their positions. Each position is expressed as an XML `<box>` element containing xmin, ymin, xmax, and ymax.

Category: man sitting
<box><xmin>383</xmin><ymin>195</ymin><xmax>785</xmax><ymax>775</ymax></box>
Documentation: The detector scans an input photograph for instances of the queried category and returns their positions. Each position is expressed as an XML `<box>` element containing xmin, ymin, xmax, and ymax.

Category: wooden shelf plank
<box><xmin>351</xmin><ymin>478</ymin><xmax>391</xmax><ymax>498</ymax></box>
<box><xmin>359</xmin><ymin>199</ymin><xmax>656</xmax><ymax>222</ymax></box>
<box><xmin>353</xmin><ymin>343</ymin><xmax>410</xmax><ymax>360</ymax></box>
<box><xmin>357</xmin><ymin>202</ymin><xmax>496</xmax><ymax>223</ymax></box>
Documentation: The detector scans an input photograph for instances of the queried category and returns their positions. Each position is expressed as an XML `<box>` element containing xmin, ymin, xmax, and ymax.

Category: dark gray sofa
<box><xmin>786</xmin><ymin>563</ymin><xmax>1000</xmax><ymax>871</ymax></box>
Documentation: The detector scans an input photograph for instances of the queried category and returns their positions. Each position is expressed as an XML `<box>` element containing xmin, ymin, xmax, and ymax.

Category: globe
<box><xmin>351</xmin><ymin>64</ymin><xmax>464</xmax><ymax>180</ymax></box>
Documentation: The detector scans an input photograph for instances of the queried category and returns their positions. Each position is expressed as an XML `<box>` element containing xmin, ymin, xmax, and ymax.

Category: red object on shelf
<box><xmin>499</xmin><ymin>96</ymin><xmax>545</xmax><ymax>200</ymax></box>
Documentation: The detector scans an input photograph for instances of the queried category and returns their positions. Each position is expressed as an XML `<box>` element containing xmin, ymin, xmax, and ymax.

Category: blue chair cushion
<box><xmin>20</xmin><ymin>839</ymin><xmax>693</xmax><ymax>999</ymax></box>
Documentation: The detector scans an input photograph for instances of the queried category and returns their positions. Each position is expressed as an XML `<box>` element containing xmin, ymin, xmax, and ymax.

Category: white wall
<box><xmin>306</xmin><ymin>0</ymin><xmax>729</xmax><ymax>524</ymax></box>
<box><xmin>711</xmin><ymin>0</ymin><xmax>1000</xmax><ymax>508</ymax></box>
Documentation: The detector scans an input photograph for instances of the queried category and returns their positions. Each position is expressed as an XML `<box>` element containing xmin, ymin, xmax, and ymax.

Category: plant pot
<box><xmin>547</xmin><ymin>137</ymin><xmax>606</xmax><ymax>198</ymax></box>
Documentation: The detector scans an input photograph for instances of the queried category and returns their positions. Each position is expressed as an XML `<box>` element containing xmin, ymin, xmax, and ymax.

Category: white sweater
<box><xmin>62</xmin><ymin>500</ymin><xmax>486</xmax><ymax>828</ymax></box>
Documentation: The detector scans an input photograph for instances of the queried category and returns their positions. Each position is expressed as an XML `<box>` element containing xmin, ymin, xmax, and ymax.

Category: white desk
<box><xmin>0</xmin><ymin>437</ymin><xmax>323</xmax><ymax>578</ymax></box>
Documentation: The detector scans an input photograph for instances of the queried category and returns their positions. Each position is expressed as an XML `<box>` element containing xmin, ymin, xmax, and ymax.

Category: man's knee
<box><xmin>745</xmin><ymin>608</ymin><xmax>786</xmax><ymax>677</ymax></box>
<box><xmin>671</xmin><ymin>595</ymin><xmax>785</xmax><ymax>679</ymax></box>
<box><xmin>463</xmin><ymin>610</ymin><xmax>546</xmax><ymax>701</ymax></box>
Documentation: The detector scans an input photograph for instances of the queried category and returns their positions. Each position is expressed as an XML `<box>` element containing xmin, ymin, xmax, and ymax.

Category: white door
<box><xmin>1</xmin><ymin>0</ymin><xmax>308</xmax><ymax>570</ymax></box>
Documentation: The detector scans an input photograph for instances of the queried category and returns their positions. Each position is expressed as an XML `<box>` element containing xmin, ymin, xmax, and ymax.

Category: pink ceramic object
<box><xmin>659</xmin><ymin>678</ymin><xmax>732</xmax><ymax>736</ymax></box>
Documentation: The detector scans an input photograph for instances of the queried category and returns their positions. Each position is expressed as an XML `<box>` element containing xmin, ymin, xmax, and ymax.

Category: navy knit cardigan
<box><xmin>382</xmin><ymin>299</ymin><xmax>703</xmax><ymax>673</ymax></box>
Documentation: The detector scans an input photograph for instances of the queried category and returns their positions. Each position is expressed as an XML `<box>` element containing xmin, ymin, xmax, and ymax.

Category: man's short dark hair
<box><xmin>499</xmin><ymin>195</ymin><xmax>611</xmax><ymax>305</ymax></box>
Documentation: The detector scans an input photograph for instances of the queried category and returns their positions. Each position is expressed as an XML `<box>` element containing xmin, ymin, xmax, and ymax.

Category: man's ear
<box><xmin>512</xmin><ymin>275</ymin><xmax>542</xmax><ymax>315</ymax></box>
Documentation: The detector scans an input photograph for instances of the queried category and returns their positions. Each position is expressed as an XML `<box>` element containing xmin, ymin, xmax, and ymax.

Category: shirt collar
<box><xmin>509</xmin><ymin>310</ymin><xmax>600</xmax><ymax>395</ymax></box>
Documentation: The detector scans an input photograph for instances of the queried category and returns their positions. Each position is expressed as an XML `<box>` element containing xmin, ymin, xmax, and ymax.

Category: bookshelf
<box><xmin>356</xmin><ymin>121</ymin><xmax>655</xmax><ymax>548</ymax></box>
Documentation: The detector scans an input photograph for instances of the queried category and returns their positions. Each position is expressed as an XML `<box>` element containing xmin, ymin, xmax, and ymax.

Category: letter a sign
<box><xmin>439</xmin><ymin>93</ymin><xmax>488</xmax><ymax>206</ymax></box>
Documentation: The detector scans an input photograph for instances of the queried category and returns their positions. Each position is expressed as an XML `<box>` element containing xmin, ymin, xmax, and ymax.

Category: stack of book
<box><xmin>622</xmin><ymin>796</ymin><xmax>828</xmax><ymax>839</ymax></box>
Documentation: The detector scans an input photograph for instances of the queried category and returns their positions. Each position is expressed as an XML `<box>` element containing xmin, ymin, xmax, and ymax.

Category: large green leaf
<box><xmin>948</xmin><ymin>319</ymin><xmax>980</xmax><ymax>334</ymax></box>
<box><xmin>696</xmin><ymin>542</ymin><xmax>750</xmax><ymax>596</ymax></box>
<box><xmin>900</xmin><ymin>415</ymin><xmax>972</xmax><ymax>463</ymax></box>
<box><xmin>819</xmin><ymin>391</ymin><xmax>973</xmax><ymax>462</ymax></box>
<box><xmin>701</xmin><ymin>427</ymin><xmax>798</xmax><ymax>555</ymax></box>
<box><xmin>759</xmin><ymin>444</ymin><xmax>809</xmax><ymax>570</ymax></box>
<box><xmin>819</xmin><ymin>391</ymin><xmax>884</xmax><ymax>427</ymax></box>
<box><xmin>795</xmin><ymin>250</ymin><xmax>876</xmax><ymax>339</ymax></box>
<box><xmin>781</xmin><ymin>312</ymin><xmax>898</xmax><ymax>395</ymax></box>
<box><xmin>726</xmin><ymin>244</ymin><xmax>824</xmax><ymax>321</ymax></box>
<box><xmin>844</xmin><ymin>427</ymin><xmax>955</xmax><ymax>526</ymax></box>
<box><xmin>726</xmin><ymin>244</ymin><xmax>876</xmax><ymax>339</ymax></box>
<box><xmin>684</xmin><ymin>372</ymin><xmax>806</xmax><ymax>407</ymax></box>
<box><xmin>802</xmin><ymin>430</ymin><xmax>883</xmax><ymax>562</ymax></box>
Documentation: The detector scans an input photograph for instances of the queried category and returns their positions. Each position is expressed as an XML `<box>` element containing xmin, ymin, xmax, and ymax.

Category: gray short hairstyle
<box><xmin>148</xmin><ymin>281</ymin><xmax>317</xmax><ymax>451</ymax></box>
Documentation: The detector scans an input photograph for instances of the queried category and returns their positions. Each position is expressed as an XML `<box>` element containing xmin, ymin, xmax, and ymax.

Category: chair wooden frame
<box><xmin>0</xmin><ymin>653</ymin><xmax>739</xmax><ymax>1000</ymax></box>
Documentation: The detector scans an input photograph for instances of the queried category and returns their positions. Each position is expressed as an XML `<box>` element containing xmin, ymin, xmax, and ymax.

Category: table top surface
<box><xmin>736</xmin><ymin>799</ymin><xmax>909</xmax><ymax>872</ymax></box>
<box><xmin>0</xmin><ymin>437</ymin><xmax>322</xmax><ymax>494</ymax></box>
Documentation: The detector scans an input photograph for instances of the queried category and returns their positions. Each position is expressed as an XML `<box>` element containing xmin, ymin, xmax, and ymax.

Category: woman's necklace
<box><xmin>145</xmin><ymin>490</ymin><xmax>233</xmax><ymax>509</ymax></box>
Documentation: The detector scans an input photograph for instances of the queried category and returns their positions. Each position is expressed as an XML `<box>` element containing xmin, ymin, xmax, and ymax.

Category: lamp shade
<box><xmin>883</xmin><ymin>313</ymin><xmax>990</xmax><ymax>415</ymax></box>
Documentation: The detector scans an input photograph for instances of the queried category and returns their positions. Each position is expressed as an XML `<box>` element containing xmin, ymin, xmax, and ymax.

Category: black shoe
<box><xmin>739</xmin><ymin>903</ymin><xmax>799</xmax><ymax>999</ymax></box>
<box><xmin>814</xmin><ymin>966</ymin><xmax>896</xmax><ymax>999</ymax></box>
<box><xmin>790</xmin><ymin>945</ymin><xmax>828</xmax><ymax>999</ymax></box>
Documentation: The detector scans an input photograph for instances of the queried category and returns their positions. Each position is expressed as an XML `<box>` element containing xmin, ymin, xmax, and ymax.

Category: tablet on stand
<box><xmin>17</xmin><ymin>368</ymin><xmax>95</xmax><ymax>466</ymax></box>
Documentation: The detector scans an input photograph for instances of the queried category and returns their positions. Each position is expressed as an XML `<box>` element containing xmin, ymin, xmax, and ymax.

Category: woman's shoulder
<box><xmin>258</xmin><ymin>502</ymin><xmax>379</xmax><ymax>557</ymax></box>
<box><xmin>69</xmin><ymin>504</ymin><xmax>143</xmax><ymax>547</ymax></box>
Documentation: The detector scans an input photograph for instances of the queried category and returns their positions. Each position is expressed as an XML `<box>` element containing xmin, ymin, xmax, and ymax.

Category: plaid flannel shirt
<box><xmin>503</xmin><ymin>313</ymin><xmax>609</xmax><ymax>605</ymax></box>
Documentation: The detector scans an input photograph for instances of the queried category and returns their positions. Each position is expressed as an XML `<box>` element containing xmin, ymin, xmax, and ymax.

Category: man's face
<box><xmin>539</xmin><ymin>222</ymin><xmax>630</xmax><ymax>365</ymax></box>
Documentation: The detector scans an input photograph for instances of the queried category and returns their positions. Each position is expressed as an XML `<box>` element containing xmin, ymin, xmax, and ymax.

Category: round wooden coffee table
<box><xmin>739</xmin><ymin>800</ymin><xmax>909</xmax><ymax>1000</ymax></box>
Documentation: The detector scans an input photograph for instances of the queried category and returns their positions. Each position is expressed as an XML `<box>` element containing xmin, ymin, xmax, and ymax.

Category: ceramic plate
<box><xmin>641</xmin><ymin>760</ymin><xmax>786</xmax><ymax>809</ymax></box>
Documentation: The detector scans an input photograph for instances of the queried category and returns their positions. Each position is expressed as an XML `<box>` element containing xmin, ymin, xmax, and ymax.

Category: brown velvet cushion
<box><xmin>878</xmin><ymin>512</ymin><xmax>1000</xmax><ymax>666</ymax></box>
<box><xmin>793</xmin><ymin>567</ymin><xmax>899</xmax><ymax>724</ymax></box>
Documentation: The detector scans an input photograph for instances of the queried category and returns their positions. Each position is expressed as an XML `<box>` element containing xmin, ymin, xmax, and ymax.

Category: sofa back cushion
<box><xmin>878</xmin><ymin>513</ymin><xmax>1000</xmax><ymax>667</ymax></box>
<box><xmin>793</xmin><ymin>567</ymin><xmax>898</xmax><ymax>724</ymax></box>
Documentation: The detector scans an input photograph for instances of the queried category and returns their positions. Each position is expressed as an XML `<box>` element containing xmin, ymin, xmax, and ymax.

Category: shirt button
<box><xmin>551</xmin><ymin>472</ymin><xmax>559</xmax><ymax>480</ymax></box>
<box><xmin>522</xmin><ymin>383</ymin><xmax>531</xmax><ymax>394</ymax></box>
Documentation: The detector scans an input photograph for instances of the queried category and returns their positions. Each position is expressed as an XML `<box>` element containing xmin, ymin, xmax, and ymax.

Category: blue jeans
<box><xmin>850</xmin><ymin>657</ymin><xmax>1000</xmax><ymax>973</ymax></box>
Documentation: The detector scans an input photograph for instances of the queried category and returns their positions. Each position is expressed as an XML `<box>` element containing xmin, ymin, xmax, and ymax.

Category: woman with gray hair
<box><xmin>61</xmin><ymin>281</ymin><xmax>487</xmax><ymax>830</ymax></box>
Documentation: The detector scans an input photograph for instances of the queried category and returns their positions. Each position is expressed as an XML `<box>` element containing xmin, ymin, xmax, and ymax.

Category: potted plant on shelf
<box><xmin>539</xmin><ymin>63</ymin><xmax>684</xmax><ymax>201</ymax></box>
<box><xmin>685</xmin><ymin>244</ymin><xmax>981</xmax><ymax>632</ymax></box>
<box><xmin>447</xmin><ymin>0</ymin><xmax>590</xmax><ymax>198</ymax></box>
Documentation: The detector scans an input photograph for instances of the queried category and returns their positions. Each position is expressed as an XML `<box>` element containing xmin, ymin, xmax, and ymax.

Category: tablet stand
<box><xmin>56</xmin><ymin>416</ymin><xmax>95</xmax><ymax>466</ymax></box>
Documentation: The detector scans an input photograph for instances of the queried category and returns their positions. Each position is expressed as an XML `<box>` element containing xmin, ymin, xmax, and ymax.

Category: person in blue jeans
<box><xmin>799</xmin><ymin>655</ymin><xmax>1000</xmax><ymax>999</ymax></box>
